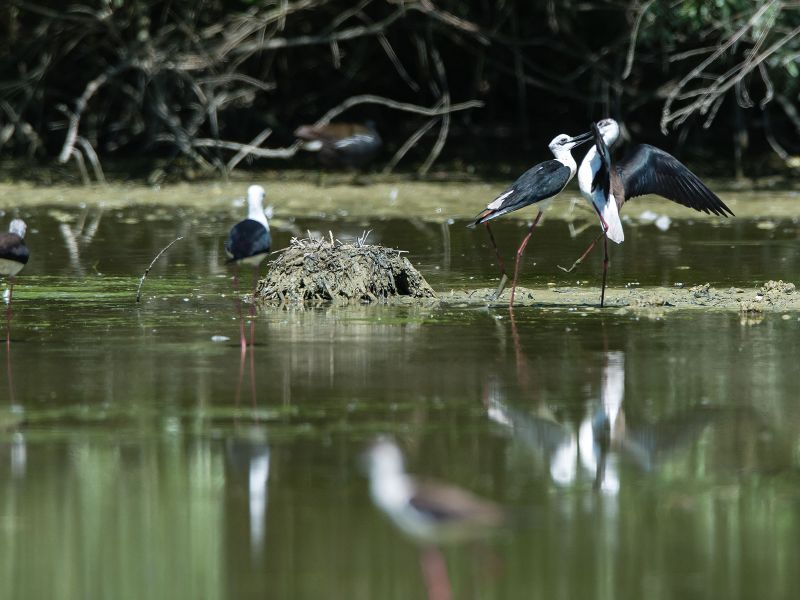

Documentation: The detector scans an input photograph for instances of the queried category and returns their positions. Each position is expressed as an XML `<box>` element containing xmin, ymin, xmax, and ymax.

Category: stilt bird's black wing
<box><xmin>614</xmin><ymin>145</ymin><xmax>734</xmax><ymax>217</ymax></box>
<box><xmin>470</xmin><ymin>160</ymin><xmax>571</xmax><ymax>226</ymax></box>
<box><xmin>225</xmin><ymin>219</ymin><xmax>271</xmax><ymax>263</ymax></box>
<box><xmin>0</xmin><ymin>233</ymin><xmax>28</xmax><ymax>264</ymax></box>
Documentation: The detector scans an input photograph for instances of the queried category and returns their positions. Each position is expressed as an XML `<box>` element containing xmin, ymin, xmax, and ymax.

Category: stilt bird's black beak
<box><xmin>568</xmin><ymin>131</ymin><xmax>594</xmax><ymax>146</ymax></box>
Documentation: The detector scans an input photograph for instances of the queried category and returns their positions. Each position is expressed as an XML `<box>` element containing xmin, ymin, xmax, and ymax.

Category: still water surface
<box><xmin>1</xmin><ymin>194</ymin><xmax>799</xmax><ymax>599</ymax></box>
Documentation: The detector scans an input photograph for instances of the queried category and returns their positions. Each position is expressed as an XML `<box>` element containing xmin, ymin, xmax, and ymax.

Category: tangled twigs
<box><xmin>659</xmin><ymin>0</ymin><xmax>796</xmax><ymax>133</ymax></box>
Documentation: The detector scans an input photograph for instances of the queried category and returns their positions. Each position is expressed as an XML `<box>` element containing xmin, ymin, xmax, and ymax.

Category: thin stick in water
<box><xmin>135</xmin><ymin>236</ymin><xmax>184</xmax><ymax>303</ymax></box>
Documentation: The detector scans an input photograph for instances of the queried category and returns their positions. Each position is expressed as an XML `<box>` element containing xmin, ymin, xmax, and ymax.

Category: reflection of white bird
<box><xmin>226</xmin><ymin>429</ymin><xmax>270</xmax><ymax>561</ymax></box>
<box><xmin>484</xmin><ymin>386</ymin><xmax>577</xmax><ymax>486</ymax></box>
<box><xmin>486</xmin><ymin>352</ymin><xmax>626</xmax><ymax>494</ymax></box>
<box><xmin>579</xmin><ymin>351</ymin><xmax>625</xmax><ymax>494</ymax></box>
<box><xmin>489</xmin><ymin>350</ymin><xmax>722</xmax><ymax>494</ymax></box>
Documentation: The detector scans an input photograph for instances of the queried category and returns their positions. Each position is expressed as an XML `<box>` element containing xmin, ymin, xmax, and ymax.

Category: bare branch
<box><xmin>136</xmin><ymin>236</ymin><xmax>185</xmax><ymax>303</ymax></box>
<box><xmin>226</xmin><ymin>128</ymin><xmax>274</xmax><ymax>172</ymax></box>
<box><xmin>383</xmin><ymin>116</ymin><xmax>439</xmax><ymax>174</ymax></box>
<box><xmin>192</xmin><ymin>137</ymin><xmax>300</xmax><ymax>158</ymax></box>
<box><xmin>622</xmin><ymin>0</ymin><xmax>655</xmax><ymax>80</ymax></box>
<box><xmin>313</xmin><ymin>94</ymin><xmax>483</xmax><ymax>126</ymax></box>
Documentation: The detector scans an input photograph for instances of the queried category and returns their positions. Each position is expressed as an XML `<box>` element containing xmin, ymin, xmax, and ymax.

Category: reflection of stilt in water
<box><xmin>233</xmin><ymin>267</ymin><xmax>259</xmax><ymax>409</ymax></box>
<box><xmin>232</xmin><ymin>267</ymin><xmax>247</xmax><ymax>354</ymax></box>
<box><xmin>234</xmin><ymin>331</ymin><xmax>246</xmax><ymax>408</ymax></box>
<box><xmin>248</xmin><ymin>442</ymin><xmax>270</xmax><ymax>561</ymax></box>
<box><xmin>491</xmin><ymin>347</ymin><xmax>722</xmax><ymax>495</ymax></box>
<box><xmin>226</xmin><ymin>428</ymin><xmax>270</xmax><ymax>563</ymax></box>
<box><xmin>4</xmin><ymin>280</ymin><xmax>14</xmax><ymax>349</ymax></box>
<box><xmin>507</xmin><ymin>307</ymin><xmax>530</xmax><ymax>390</ymax></box>
<box><xmin>233</xmin><ymin>318</ymin><xmax>258</xmax><ymax>410</ymax></box>
<box><xmin>579</xmin><ymin>351</ymin><xmax>625</xmax><ymax>494</ymax></box>
<box><xmin>248</xmin><ymin>265</ymin><xmax>258</xmax><ymax>348</ymax></box>
<box><xmin>486</xmin><ymin>350</ymin><xmax>626</xmax><ymax>492</ymax></box>
<box><xmin>248</xmin><ymin>340</ymin><xmax>257</xmax><ymax>409</ymax></box>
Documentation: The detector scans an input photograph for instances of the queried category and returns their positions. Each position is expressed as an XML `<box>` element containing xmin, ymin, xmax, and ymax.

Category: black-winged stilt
<box><xmin>469</xmin><ymin>131</ymin><xmax>593</xmax><ymax>306</ymax></box>
<box><xmin>366</xmin><ymin>437</ymin><xmax>505</xmax><ymax>600</ymax></box>
<box><xmin>225</xmin><ymin>185</ymin><xmax>271</xmax><ymax>351</ymax></box>
<box><xmin>1</xmin><ymin>219</ymin><xmax>29</xmax><ymax>345</ymax></box>
<box><xmin>295</xmin><ymin>122</ymin><xmax>382</xmax><ymax>169</ymax></box>
<box><xmin>568</xmin><ymin>118</ymin><xmax>734</xmax><ymax>306</ymax></box>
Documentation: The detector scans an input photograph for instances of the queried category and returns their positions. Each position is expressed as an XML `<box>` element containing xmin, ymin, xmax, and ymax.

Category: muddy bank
<box><xmin>433</xmin><ymin>280</ymin><xmax>800</xmax><ymax>314</ymax></box>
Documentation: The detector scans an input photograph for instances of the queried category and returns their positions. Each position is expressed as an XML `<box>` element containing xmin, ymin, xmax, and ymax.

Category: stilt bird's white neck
<box><xmin>246</xmin><ymin>185</ymin><xmax>269</xmax><ymax>229</ymax></box>
<box><xmin>552</xmin><ymin>147</ymin><xmax>578</xmax><ymax>177</ymax></box>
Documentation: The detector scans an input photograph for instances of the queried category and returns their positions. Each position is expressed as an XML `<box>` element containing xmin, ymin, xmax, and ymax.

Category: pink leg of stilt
<box><xmin>420</xmin><ymin>546</ymin><xmax>452</xmax><ymax>600</ymax></box>
<box><xmin>600</xmin><ymin>233</ymin><xmax>609</xmax><ymax>308</ymax></box>
<box><xmin>558</xmin><ymin>230</ymin><xmax>605</xmax><ymax>273</ymax></box>
<box><xmin>509</xmin><ymin>211</ymin><xmax>543</xmax><ymax>307</ymax></box>
<box><xmin>559</xmin><ymin>206</ymin><xmax>610</xmax><ymax>273</ymax></box>
<box><xmin>484</xmin><ymin>223</ymin><xmax>509</xmax><ymax>299</ymax></box>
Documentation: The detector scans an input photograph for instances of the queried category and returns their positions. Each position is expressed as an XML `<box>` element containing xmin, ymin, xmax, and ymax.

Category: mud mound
<box><xmin>256</xmin><ymin>236</ymin><xmax>436</xmax><ymax>306</ymax></box>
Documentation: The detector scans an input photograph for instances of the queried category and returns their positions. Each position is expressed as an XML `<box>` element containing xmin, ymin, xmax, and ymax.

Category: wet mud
<box><xmin>436</xmin><ymin>279</ymin><xmax>799</xmax><ymax>314</ymax></box>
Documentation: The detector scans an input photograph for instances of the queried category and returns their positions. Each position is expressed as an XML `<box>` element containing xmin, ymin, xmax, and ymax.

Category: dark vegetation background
<box><xmin>0</xmin><ymin>0</ymin><xmax>798</xmax><ymax>182</ymax></box>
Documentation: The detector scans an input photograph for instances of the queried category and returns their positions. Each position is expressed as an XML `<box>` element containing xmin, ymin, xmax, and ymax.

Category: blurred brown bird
<box><xmin>295</xmin><ymin>121</ymin><xmax>382</xmax><ymax>169</ymax></box>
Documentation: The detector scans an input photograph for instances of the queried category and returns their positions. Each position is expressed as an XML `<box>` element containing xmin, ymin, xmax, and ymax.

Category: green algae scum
<box><xmin>2</xmin><ymin>180</ymin><xmax>800</xmax><ymax>599</ymax></box>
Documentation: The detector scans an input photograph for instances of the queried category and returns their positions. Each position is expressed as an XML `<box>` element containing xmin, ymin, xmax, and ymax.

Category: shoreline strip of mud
<box><xmin>384</xmin><ymin>280</ymin><xmax>800</xmax><ymax>315</ymax></box>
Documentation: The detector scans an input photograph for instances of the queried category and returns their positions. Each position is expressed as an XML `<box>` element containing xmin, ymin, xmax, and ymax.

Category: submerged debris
<box><xmin>256</xmin><ymin>235</ymin><xmax>436</xmax><ymax>306</ymax></box>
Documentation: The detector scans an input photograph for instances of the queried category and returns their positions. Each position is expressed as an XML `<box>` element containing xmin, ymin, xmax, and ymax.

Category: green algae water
<box><xmin>1</xmin><ymin>182</ymin><xmax>800</xmax><ymax>599</ymax></box>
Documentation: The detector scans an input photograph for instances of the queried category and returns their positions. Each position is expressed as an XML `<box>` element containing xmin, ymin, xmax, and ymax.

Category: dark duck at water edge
<box><xmin>570</xmin><ymin>118</ymin><xmax>735</xmax><ymax>307</ymax></box>
<box><xmin>294</xmin><ymin>121</ymin><xmax>382</xmax><ymax>169</ymax></box>
<box><xmin>469</xmin><ymin>131</ymin><xmax>594</xmax><ymax>307</ymax></box>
